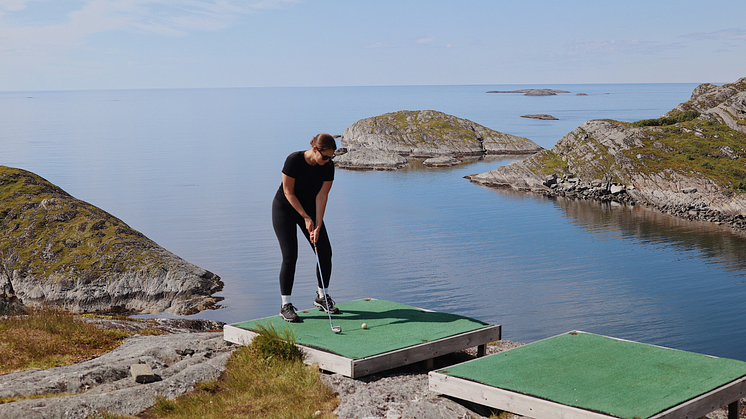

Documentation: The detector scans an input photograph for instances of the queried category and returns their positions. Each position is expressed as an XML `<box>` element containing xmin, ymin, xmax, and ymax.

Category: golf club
<box><xmin>313</xmin><ymin>242</ymin><xmax>341</xmax><ymax>333</ymax></box>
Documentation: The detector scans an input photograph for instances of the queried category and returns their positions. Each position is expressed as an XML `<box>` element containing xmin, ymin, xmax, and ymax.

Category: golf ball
<box><xmin>361</xmin><ymin>323</ymin><xmax>368</xmax><ymax>329</ymax></box>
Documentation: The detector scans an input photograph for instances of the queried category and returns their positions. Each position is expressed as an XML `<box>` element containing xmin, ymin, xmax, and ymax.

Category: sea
<box><xmin>2</xmin><ymin>83</ymin><xmax>746</xmax><ymax>361</ymax></box>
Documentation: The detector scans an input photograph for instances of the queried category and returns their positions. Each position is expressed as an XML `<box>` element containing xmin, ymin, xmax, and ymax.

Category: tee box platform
<box><xmin>223</xmin><ymin>298</ymin><xmax>501</xmax><ymax>378</ymax></box>
<box><xmin>429</xmin><ymin>331</ymin><xmax>746</xmax><ymax>419</ymax></box>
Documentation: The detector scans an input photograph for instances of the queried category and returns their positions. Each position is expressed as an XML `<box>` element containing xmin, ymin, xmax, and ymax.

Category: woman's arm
<box><xmin>312</xmin><ymin>180</ymin><xmax>333</xmax><ymax>243</ymax></box>
<box><xmin>282</xmin><ymin>174</ymin><xmax>315</xmax><ymax>235</ymax></box>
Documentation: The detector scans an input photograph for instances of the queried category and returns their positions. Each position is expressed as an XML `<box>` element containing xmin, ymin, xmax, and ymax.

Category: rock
<box><xmin>466</xmin><ymin>77</ymin><xmax>746</xmax><ymax>231</ymax></box>
<box><xmin>323</xmin><ymin>340</ymin><xmax>528</xmax><ymax>419</ymax></box>
<box><xmin>0</xmin><ymin>166</ymin><xmax>224</xmax><ymax>315</ymax></box>
<box><xmin>576</xmin><ymin>93</ymin><xmax>588</xmax><ymax>96</ymax></box>
<box><xmin>131</xmin><ymin>363</ymin><xmax>156</xmax><ymax>384</ymax></box>
<box><xmin>668</xmin><ymin>77</ymin><xmax>746</xmax><ymax>134</ymax></box>
<box><xmin>0</xmin><ymin>331</ymin><xmax>235</xmax><ymax>419</ymax></box>
<box><xmin>486</xmin><ymin>89</ymin><xmax>571</xmax><ymax>96</ymax></box>
<box><xmin>423</xmin><ymin>156</ymin><xmax>460</xmax><ymax>167</ymax></box>
<box><xmin>333</xmin><ymin>148</ymin><xmax>410</xmax><ymax>171</ymax></box>
<box><xmin>610</xmin><ymin>184</ymin><xmax>625</xmax><ymax>195</ymax></box>
<box><xmin>339</xmin><ymin>110</ymin><xmax>542</xmax><ymax>170</ymax></box>
<box><xmin>521</xmin><ymin>114</ymin><xmax>559</xmax><ymax>120</ymax></box>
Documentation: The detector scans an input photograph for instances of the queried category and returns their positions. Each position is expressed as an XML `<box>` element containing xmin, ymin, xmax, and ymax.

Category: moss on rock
<box><xmin>1</xmin><ymin>166</ymin><xmax>223</xmax><ymax>315</ymax></box>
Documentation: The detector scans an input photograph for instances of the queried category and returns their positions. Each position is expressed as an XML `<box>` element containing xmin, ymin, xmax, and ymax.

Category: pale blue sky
<box><xmin>1</xmin><ymin>0</ymin><xmax>744</xmax><ymax>91</ymax></box>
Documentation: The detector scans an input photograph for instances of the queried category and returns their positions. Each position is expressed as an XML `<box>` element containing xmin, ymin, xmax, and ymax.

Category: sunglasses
<box><xmin>318</xmin><ymin>149</ymin><xmax>335</xmax><ymax>160</ymax></box>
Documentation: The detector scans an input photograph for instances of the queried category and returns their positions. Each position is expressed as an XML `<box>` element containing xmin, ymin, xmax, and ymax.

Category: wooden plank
<box><xmin>224</xmin><ymin>324</ymin><xmax>354</xmax><ymax>375</ymax></box>
<box><xmin>302</xmin><ymin>348</ymin><xmax>354</xmax><ymax>377</ymax></box>
<box><xmin>429</xmin><ymin>371</ymin><xmax>616</xmax><ymax>419</ymax></box>
<box><xmin>224</xmin><ymin>323</ymin><xmax>501</xmax><ymax>378</ymax></box>
<box><xmin>648</xmin><ymin>375</ymin><xmax>746</xmax><ymax>419</ymax></box>
<box><xmin>729</xmin><ymin>401</ymin><xmax>739</xmax><ymax>419</ymax></box>
<box><xmin>350</xmin><ymin>325</ymin><xmax>501</xmax><ymax>378</ymax></box>
<box><xmin>430</xmin><ymin>368</ymin><xmax>746</xmax><ymax>419</ymax></box>
<box><xmin>223</xmin><ymin>324</ymin><xmax>255</xmax><ymax>345</ymax></box>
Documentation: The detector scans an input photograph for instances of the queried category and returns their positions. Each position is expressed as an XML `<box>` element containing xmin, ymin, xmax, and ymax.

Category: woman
<box><xmin>272</xmin><ymin>133</ymin><xmax>338</xmax><ymax>322</ymax></box>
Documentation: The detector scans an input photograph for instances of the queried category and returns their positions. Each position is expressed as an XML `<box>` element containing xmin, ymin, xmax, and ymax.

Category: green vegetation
<box><xmin>621</xmin><ymin>119</ymin><xmax>746</xmax><ymax>193</ymax></box>
<box><xmin>111</xmin><ymin>323</ymin><xmax>338</xmax><ymax>419</ymax></box>
<box><xmin>380</xmin><ymin>110</ymin><xmax>482</xmax><ymax>147</ymax></box>
<box><xmin>631</xmin><ymin>110</ymin><xmax>700</xmax><ymax>128</ymax></box>
<box><xmin>1</xmin><ymin>310</ymin><xmax>337</xmax><ymax>419</ymax></box>
<box><xmin>0</xmin><ymin>308</ymin><xmax>152</xmax><ymax>378</ymax></box>
<box><xmin>0</xmin><ymin>166</ymin><xmax>170</xmax><ymax>282</ymax></box>
<box><xmin>531</xmin><ymin>149</ymin><xmax>568</xmax><ymax>175</ymax></box>
<box><xmin>249</xmin><ymin>323</ymin><xmax>305</xmax><ymax>362</ymax></box>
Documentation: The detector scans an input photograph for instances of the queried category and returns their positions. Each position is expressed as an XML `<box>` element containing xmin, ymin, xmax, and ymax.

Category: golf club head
<box><xmin>332</xmin><ymin>326</ymin><xmax>341</xmax><ymax>333</ymax></box>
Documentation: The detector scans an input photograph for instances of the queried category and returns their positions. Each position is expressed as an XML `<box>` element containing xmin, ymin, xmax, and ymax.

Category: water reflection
<box><xmin>550</xmin><ymin>196</ymin><xmax>746</xmax><ymax>277</ymax></box>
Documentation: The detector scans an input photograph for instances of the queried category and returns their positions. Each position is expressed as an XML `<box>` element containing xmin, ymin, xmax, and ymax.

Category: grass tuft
<box><xmin>250</xmin><ymin>322</ymin><xmax>305</xmax><ymax>363</ymax></box>
<box><xmin>0</xmin><ymin>307</ymin><xmax>133</xmax><ymax>375</ymax></box>
<box><xmin>133</xmin><ymin>325</ymin><xmax>337</xmax><ymax>419</ymax></box>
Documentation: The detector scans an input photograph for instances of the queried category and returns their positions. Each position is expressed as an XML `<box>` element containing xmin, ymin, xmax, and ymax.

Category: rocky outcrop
<box><xmin>335</xmin><ymin>110</ymin><xmax>542</xmax><ymax>170</ymax></box>
<box><xmin>486</xmin><ymin>89</ymin><xmax>571</xmax><ymax>96</ymax></box>
<box><xmin>467</xmin><ymin>78</ymin><xmax>746</xmax><ymax>231</ymax></box>
<box><xmin>333</xmin><ymin>147</ymin><xmax>409</xmax><ymax>171</ymax></box>
<box><xmin>521</xmin><ymin>114</ymin><xmax>558</xmax><ymax>120</ymax></box>
<box><xmin>0</xmin><ymin>330</ymin><xmax>234</xmax><ymax>419</ymax></box>
<box><xmin>668</xmin><ymin>77</ymin><xmax>746</xmax><ymax>135</ymax></box>
<box><xmin>0</xmin><ymin>166</ymin><xmax>224</xmax><ymax>315</ymax></box>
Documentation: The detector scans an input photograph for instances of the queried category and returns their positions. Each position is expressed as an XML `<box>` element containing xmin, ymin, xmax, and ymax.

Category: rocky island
<box><xmin>521</xmin><ymin>114</ymin><xmax>559</xmax><ymax>120</ymax></box>
<box><xmin>334</xmin><ymin>110</ymin><xmax>543</xmax><ymax>170</ymax></box>
<box><xmin>486</xmin><ymin>89</ymin><xmax>571</xmax><ymax>96</ymax></box>
<box><xmin>0</xmin><ymin>166</ymin><xmax>224</xmax><ymax>315</ymax></box>
<box><xmin>467</xmin><ymin>77</ymin><xmax>746</xmax><ymax>231</ymax></box>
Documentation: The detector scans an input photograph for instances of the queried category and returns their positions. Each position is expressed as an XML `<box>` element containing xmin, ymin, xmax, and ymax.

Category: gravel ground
<box><xmin>321</xmin><ymin>341</ymin><xmax>527</xmax><ymax>419</ymax></box>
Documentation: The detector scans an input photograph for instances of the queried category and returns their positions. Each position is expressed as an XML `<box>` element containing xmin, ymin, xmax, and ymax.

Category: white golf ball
<box><xmin>361</xmin><ymin>323</ymin><xmax>368</xmax><ymax>329</ymax></box>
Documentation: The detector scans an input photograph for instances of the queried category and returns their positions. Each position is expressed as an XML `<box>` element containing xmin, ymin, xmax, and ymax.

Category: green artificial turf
<box><xmin>232</xmin><ymin>299</ymin><xmax>490</xmax><ymax>359</ymax></box>
<box><xmin>438</xmin><ymin>331</ymin><xmax>746</xmax><ymax>419</ymax></box>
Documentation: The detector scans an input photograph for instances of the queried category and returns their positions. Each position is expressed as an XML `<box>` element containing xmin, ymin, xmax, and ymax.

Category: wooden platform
<box><xmin>224</xmin><ymin>299</ymin><xmax>502</xmax><ymax>378</ymax></box>
<box><xmin>429</xmin><ymin>331</ymin><xmax>746</xmax><ymax>419</ymax></box>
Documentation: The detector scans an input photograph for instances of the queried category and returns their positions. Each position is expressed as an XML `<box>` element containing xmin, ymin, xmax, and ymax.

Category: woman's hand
<box><xmin>305</xmin><ymin>217</ymin><xmax>316</xmax><ymax>243</ymax></box>
<box><xmin>311</xmin><ymin>224</ymin><xmax>323</xmax><ymax>244</ymax></box>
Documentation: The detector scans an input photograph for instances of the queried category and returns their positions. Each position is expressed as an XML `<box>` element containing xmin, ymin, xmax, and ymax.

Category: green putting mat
<box><xmin>438</xmin><ymin>331</ymin><xmax>746</xmax><ymax>419</ymax></box>
<box><xmin>232</xmin><ymin>299</ymin><xmax>490</xmax><ymax>359</ymax></box>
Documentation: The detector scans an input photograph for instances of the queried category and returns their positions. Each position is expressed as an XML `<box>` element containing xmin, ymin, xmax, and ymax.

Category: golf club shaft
<box><xmin>313</xmin><ymin>243</ymin><xmax>339</xmax><ymax>332</ymax></box>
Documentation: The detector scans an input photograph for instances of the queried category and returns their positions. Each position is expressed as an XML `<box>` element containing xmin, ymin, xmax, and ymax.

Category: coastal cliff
<box><xmin>335</xmin><ymin>110</ymin><xmax>543</xmax><ymax>170</ymax></box>
<box><xmin>467</xmin><ymin>77</ymin><xmax>746</xmax><ymax>230</ymax></box>
<box><xmin>0</xmin><ymin>166</ymin><xmax>224</xmax><ymax>315</ymax></box>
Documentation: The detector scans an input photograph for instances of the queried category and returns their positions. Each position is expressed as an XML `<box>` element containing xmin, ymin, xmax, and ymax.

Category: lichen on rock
<box><xmin>0</xmin><ymin>166</ymin><xmax>224</xmax><ymax>315</ymax></box>
<box><xmin>467</xmin><ymin>77</ymin><xmax>746</xmax><ymax>230</ymax></box>
<box><xmin>336</xmin><ymin>110</ymin><xmax>543</xmax><ymax>170</ymax></box>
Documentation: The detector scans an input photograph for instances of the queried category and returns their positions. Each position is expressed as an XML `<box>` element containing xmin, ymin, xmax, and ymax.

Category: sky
<box><xmin>0</xmin><ymin>0</ymin><xmax>745</xmax><ymax>91</ymax></box>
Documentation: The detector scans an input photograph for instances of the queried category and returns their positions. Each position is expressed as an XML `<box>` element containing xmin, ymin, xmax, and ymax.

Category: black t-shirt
<box><xmin>274</xmin><ymin>151</ymin><xmax>334</xmax><ymax>213</ymax></box>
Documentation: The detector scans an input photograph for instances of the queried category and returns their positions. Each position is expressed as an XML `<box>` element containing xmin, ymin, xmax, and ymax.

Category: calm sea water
<box><xmin>3</xmin><ymin>84</ymin><xmax>746</xmax><ymax>361</ymax></box>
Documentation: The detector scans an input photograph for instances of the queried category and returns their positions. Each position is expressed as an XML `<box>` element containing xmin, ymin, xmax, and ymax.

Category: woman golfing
<box><xmin>272</xmin><ymin>133</ymin><xmax>338</xmax><ymax>322</ymax></box>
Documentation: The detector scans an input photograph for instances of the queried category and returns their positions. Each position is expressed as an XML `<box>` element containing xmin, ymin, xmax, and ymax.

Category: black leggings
<box><xmin>272</xmin><ymin>198</ymin><xmax>332</xmax><ymax>296</ymax></box>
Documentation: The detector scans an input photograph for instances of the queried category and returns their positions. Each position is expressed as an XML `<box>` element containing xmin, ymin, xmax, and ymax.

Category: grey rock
<box><xmin>610</xmin><ymin>184</ymin><xmax>625</xmax><ymax>195</ymax></box>
<box><xmin>682</xmin><ymin>187</ymin><xmax>698</xmax><ymax>194</ymax></box>
<box><xmin>0</xmin><ymin>167</ymin><xmax>224</xmax><ymax>316</ymax></box>
<box><xmin>466</xmin><ymin>77</ymin><xmax>746</xmax><ymax>229</ymax></box>
<box><xmin>334</xmin><ymin>148</ymin><xmax>410</xmax><ymax>171</ymax></box>
<box><xmin>424</xmin><ymin>156</ymin><xmax>461</xmax><ymax>167</ymax></box>
<box><xmin>486</xmin><ymin>89</ymin><xmax>571</xmax><ymax>96</ymax></box>
<box><xmin>0</xmin><ymin>332</ymin><xmax>235</xmax><ymax>419</ymax></box>
<box><xmin>323</xmin><ymin>341</ymin><xmax>528</xmax><ymax>419</ymax></box>
<box><xmin>521</xmin><ymin>114</ymin><xmax>559</xmax><ymax>120</ymax></box>
<box><xmin>668</xmin><ymin>77</ymin><xmax>746</xmax><ymax>134</ymax></box>
<box><xmin>131</xmin><ymin>363</ymin><xmax>156</xmax><ymax>384</ymax></box>
<box><xmin>339</xmin><ymin>110</ymin><xmax>542</xmax><ymax>170</ymax></box>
